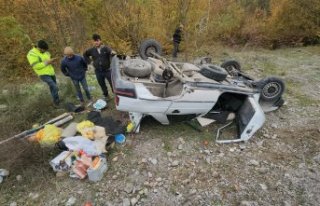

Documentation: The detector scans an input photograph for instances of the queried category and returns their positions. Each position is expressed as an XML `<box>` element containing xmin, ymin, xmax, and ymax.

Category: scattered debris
<box><xmin>313</xmin><ymin>154</ymin><xmax>320</xmax><ymax>164</ymax></box>
<box><xmin>0</xmin><ymin>169</ymin><xmax>9</xmax><ymax>177</ymax></box>
<box><xmin>66</xmin><ymin>196</ymin><xmax>77</xmax><ymax>206</ymax></box>
<box><xmin>28</xmin><ymin>192</ymin><xmax>39</xmax><ymax>200</ymax></box>
<box><xmin>61</xmin><ymin>122</ymin><xmax>78</xmax><ymax>138</ymax></box>
<box><xmin>0</xmin><ymin>104</ymin><xmax>8</xmax><ymax>111</ymax></box>
<box><xmin>115</xmin><ymin>134</ymin><xmax>126</xmax><ymax>144</ymax></box>
<box><xmin>65</xmin><ymin>102</ymin><xmax>85</xmax><ymax>113</ymax></box>
<box><xmin>131</xmin><ymin>197</ymin><xmax>138</xmax><ymax>206</ymax></box>
<box><xmin>16</xmin><ymin>175</ymin><xmax>22</xmax><ymax>181</ymax></box>
<box><xmin>260</xmin><ymin>183</ymin><xmax>268</xmax><ymax>191</ymax></box>
<box><xmin>124</xmin><ymin>182</ymin><xmax>134</xmax><ymax>194</ymax></box>
<box><xmin>149</xmin><ymin>158</ymin><xmax>158</xmax><ymax>165</ymax></box>
<box><xmin>248</xmin><ymin>160</ymin><xmax>260</xmax><ymax>166</ymax></box>
<box><xmin>93</xmin><ymin>99</ymin><xmax>107</xmax><ymax>110</ymax></box>
<box><xmin>171</xmin><ymin>160</ymin><xmax>180</xmax><ymax>167</ymax></box>
<box><xmin>87</xmin><ymin>155</ymin><xmax>108</xmax><ymax>182</ymax></box>
<box><xmin>122</xmin><ymin>198</ymin><xmax>130</xmax><ymax>206</ymax></box>
<box><xmin>1</xmin><ymin>113</ymin><xmax>73</xmax><ymax>145</ymax></box>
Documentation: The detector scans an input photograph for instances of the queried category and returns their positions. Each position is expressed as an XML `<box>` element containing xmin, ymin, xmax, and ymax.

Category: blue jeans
<box><xmin>95</xmin><ymin>69</ymin><xmax>113</xmax><ymax>97</ymax></box>
<box><xmin>71</xmin><ymin>78</ymin><xmax>91</xmax><ymax>102</ymax></box>
<box><xmin>40</xmin><ymin>75</ymin><xmax>60</xmax><ymax>104</ymax></box>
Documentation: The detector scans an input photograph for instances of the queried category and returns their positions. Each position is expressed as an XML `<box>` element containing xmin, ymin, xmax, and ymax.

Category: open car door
<box><xmin>216</xmin><ymin>96</ymin><xmax>265</xmax><ymax>143</ymax></box>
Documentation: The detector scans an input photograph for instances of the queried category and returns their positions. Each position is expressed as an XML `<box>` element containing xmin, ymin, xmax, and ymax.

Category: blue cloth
<box><xmin>39</xmin><ymin>75</ymin><xmax>60</xmax><ymax>105</ymax></box>
<box><xmin>71</xmin><ymin>78</ymin><xmax>91</xmax><ymax>102</ymax></box>
<box><xmin>60</xmin><ymin>55</ymin><xmax>87</xmax><ymax>80</ymax></box>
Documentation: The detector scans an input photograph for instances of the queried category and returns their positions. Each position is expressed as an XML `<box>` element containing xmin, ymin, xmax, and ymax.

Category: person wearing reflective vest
<box><xmin>26</xmin><ymin>40</ymin><xmax>60</xmax><ymax>106</ymax></box>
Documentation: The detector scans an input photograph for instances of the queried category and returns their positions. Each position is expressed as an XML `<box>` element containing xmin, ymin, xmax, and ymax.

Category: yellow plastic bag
<box><xmin>36</xmin><ymin>124</ymin><xmax>62</xmax><ymax>146</ymax></box>
<box><xmin>126</xmin><ymin>122</ymin><xmax>135</xmax><ymax>133</ymax></box>
<box><xmin>77</xmin><ymin>120</ymin><xmax>95</xmax><ymax>139</ymax></box>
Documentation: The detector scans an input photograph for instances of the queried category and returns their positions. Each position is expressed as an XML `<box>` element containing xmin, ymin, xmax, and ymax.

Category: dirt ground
<box><xmin>0</xmin><ymin>45</ymin><xmax>320</xmax><ymax>206</ymax></box>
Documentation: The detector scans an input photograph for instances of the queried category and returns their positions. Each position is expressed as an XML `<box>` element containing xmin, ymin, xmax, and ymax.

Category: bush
<box><xmin>267</xmin><ymin>0</ymin><xmax>320</xmax><ymax>46</ymax></box>
<box><xmin>0</xmin><ymin>16</ymin><xmax>32</xmax><ymax>79</ymax></box>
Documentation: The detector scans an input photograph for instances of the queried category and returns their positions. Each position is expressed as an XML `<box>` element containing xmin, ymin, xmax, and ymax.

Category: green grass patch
<box><xmin>286</xmin><ymin>79</ymin><xmax>318</xmax><ymax>107</ymax></box>
<box><xmin>258</xmin><ymin>60</ymin><xmax>285</xmax><ymax>76</ymax></box>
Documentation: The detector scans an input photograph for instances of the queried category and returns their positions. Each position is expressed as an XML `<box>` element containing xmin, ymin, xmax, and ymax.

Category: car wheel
<box><xmin>139</xmin><ymin>39</ymin><xmax>162</xmax><ymax>60</ymax></box>
<box><xmin>257</xmin><ymin>77</ymin><xmax>285</xmax><ymax>102</ymax></box>
<box><xmin>123</xmin><ymin>59</ymin><xmax>152</xmax><ymax>78</ymax></box>
<box><xmin>199</xmin><ymin>64</ymin><xmax>228</xmax><ymax>81</ymax></box>
<box><xmin>220</xmin><ymin>60</ymin><xmax>241</xmax><ymax>76</ymax></box>
<box><xmin>162</xmin><ymin>69</ymin><xmax>174</xmax><ymax>80</ymax></box>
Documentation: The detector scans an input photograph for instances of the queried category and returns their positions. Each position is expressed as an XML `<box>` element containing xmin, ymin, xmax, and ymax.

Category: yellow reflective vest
<box><xmin>26</xmin><ymin>47</ymin><xmax>55</xmax><ymax>76</ymax></box>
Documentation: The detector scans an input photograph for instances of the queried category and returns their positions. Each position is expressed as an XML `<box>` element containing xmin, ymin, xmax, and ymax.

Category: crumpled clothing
<box><xmin>36</xmin><ymin>124</ymin><xmax>62</xmax><ymax>146</ymax></box>
<box><xmin>77</xmin><ymin>120</ymin><xmax>95</xmax><ymax>139</ymax></box>
<box><xmin>87</xmin><ymin>111</ymin><xmax>125</xmax><ymax>135</ymax></box>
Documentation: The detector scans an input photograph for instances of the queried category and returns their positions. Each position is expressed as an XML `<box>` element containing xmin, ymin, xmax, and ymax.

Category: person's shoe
<box><xmin>53</xmin><ymin>99</ymin><xmax>60</xmax><ymax>106</ymax></box>
<box><xmin>53</xmin><ymin>102</ymin><xmax>60</xmax><ymax>108</ymax></box>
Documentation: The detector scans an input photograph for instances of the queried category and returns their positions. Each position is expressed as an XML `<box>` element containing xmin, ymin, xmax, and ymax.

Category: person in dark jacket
<box><xmin>172</xmin><ymin>24</ymin><xmax>183</xmax><ymax>58</ymax></box>
<box><xmin>83</xmin><ymin>34</ymin><xmax>114</xmax><ymax>100</ymax></box>
<box><xmin>61</xmin><ymin>47</ymin><xmax>92</xmax><ymax>103</ymax></box>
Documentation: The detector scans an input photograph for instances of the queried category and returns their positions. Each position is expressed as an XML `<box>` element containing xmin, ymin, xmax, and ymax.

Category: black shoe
<box><xmin>54</xmin><ymin>99</ymin><xmax>60</xmax><ymax>106</ymax></box>
<box><xmin>53</xmin><ymin>103</ymin><xmax>60</xmax><ymax>109</ymax></box>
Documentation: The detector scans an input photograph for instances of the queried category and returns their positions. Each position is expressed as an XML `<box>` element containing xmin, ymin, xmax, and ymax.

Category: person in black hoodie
<box><xmin>61</xmin><ymin>47</ymin><xmax>92</xmax><ymax>104</ymax></box>
<box><xmin>83</xmin><ymin>34</ymin><xmax>114</xmax><ymax>100</ymax></box>
<box><xmin>172</xmin><ymin>24</ymin><xmax>184</xmax><ymax>58</ymax></box>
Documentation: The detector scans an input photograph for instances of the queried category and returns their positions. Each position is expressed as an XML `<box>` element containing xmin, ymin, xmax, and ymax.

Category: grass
<box><xmin>286</xmin><ymin>79</ymin><xmax>318</xmax><ymax>107</ymax></box>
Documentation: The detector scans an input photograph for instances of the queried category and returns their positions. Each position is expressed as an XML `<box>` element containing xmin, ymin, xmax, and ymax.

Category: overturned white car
<box><xmin>111</xmin><ymin>39</ymin><xmax>285</xmax><ymax>143</ymax></box>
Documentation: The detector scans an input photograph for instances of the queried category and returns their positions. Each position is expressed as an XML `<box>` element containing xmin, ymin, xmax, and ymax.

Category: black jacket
<box><xmin>173</xmin><ymin>28</ymin><xmax>182</xmax><ymax>43</ymax></box>
<box><xmin>83</xmin><ymin>46</ymin><xmax>112</xmax><ymax>72</ymax></box>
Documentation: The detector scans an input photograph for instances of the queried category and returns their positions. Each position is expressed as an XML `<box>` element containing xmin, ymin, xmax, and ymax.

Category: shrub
<box><xmin>0</xmin><ymin>16</ymin><xmax>32</xmax><ymax>79</ymax></box>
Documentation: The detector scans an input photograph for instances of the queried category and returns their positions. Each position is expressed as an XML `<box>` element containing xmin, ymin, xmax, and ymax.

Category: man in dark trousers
<box><xmin>83</xmin><ymin>34</ymin><xmax>114</xmax><ymax>100</ymax></box>
<box><xmin>60</xmin><ymin>46</ymin><xmax>92</xmax><ymax>104</ymax></box>
<box><xmin>172</xmin><ymin>24</ymin><xmax>183</xmax><ymax>58</ymax></box>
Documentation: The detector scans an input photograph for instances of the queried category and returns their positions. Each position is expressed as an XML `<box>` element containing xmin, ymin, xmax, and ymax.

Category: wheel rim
<box><xmin>225</xmin><ymin>65</ymin><xmax>234</xmax><ymax>72</ymax></box>
<box><xmin>225</xmin><ymin>65</ymin><xmax>238</xmax><ymax>76</ymax></box>
<box><xmin>262</xmin><ymin>82</ymin><xmax>281</xmax><ymax>98</ymax></box>
<box><xmin>146</xmin><ymin>46</ymin><xmax>156</xmax><ymax>56</ymax></box>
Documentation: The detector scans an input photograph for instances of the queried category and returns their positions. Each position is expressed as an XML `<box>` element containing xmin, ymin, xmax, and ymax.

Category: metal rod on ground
<box><xmin>44</xmin><ymin>112</ymin><xmax>70</xmax><ymax>125</ymax></box>
<box><xmin>24</xmin><ymin>115</ymin><xmax>73</xmax><ymax>140</ymax></box>
<box><xmin>0</xmin><ymin>113</ymin><xmax>73</xmax><ymax>145</ymax></box>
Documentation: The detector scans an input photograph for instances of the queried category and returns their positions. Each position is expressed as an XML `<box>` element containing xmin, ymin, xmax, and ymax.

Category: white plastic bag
<box><xmin>62</xmin><ymin>136</ymin><xmax>101</xmax><ymax>156</ymax></box>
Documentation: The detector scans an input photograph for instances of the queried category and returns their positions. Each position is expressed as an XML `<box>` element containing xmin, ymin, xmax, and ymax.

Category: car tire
<box><xmin>220</xmin><ymin>60</ymin><xmax>241</xmax><ymax>76</ymax></box>
<box><xmin>199</xmin><ymin>64</ymin><xmax>228</xmax><ymax>81</ymax></box>
<box><xmin>123</xmin><ymin>59</ymin><xmax>152</xmax><ymax>78</ymax></box>
<box><xmin>257</xmin><ymin>77</ymin><xmax>285</xmax><ymax>102</ymax></box>
<box><xmin>139</xmin><ymin>39</ymin><xmax>162</xmax><ymax>60</ymax></box>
